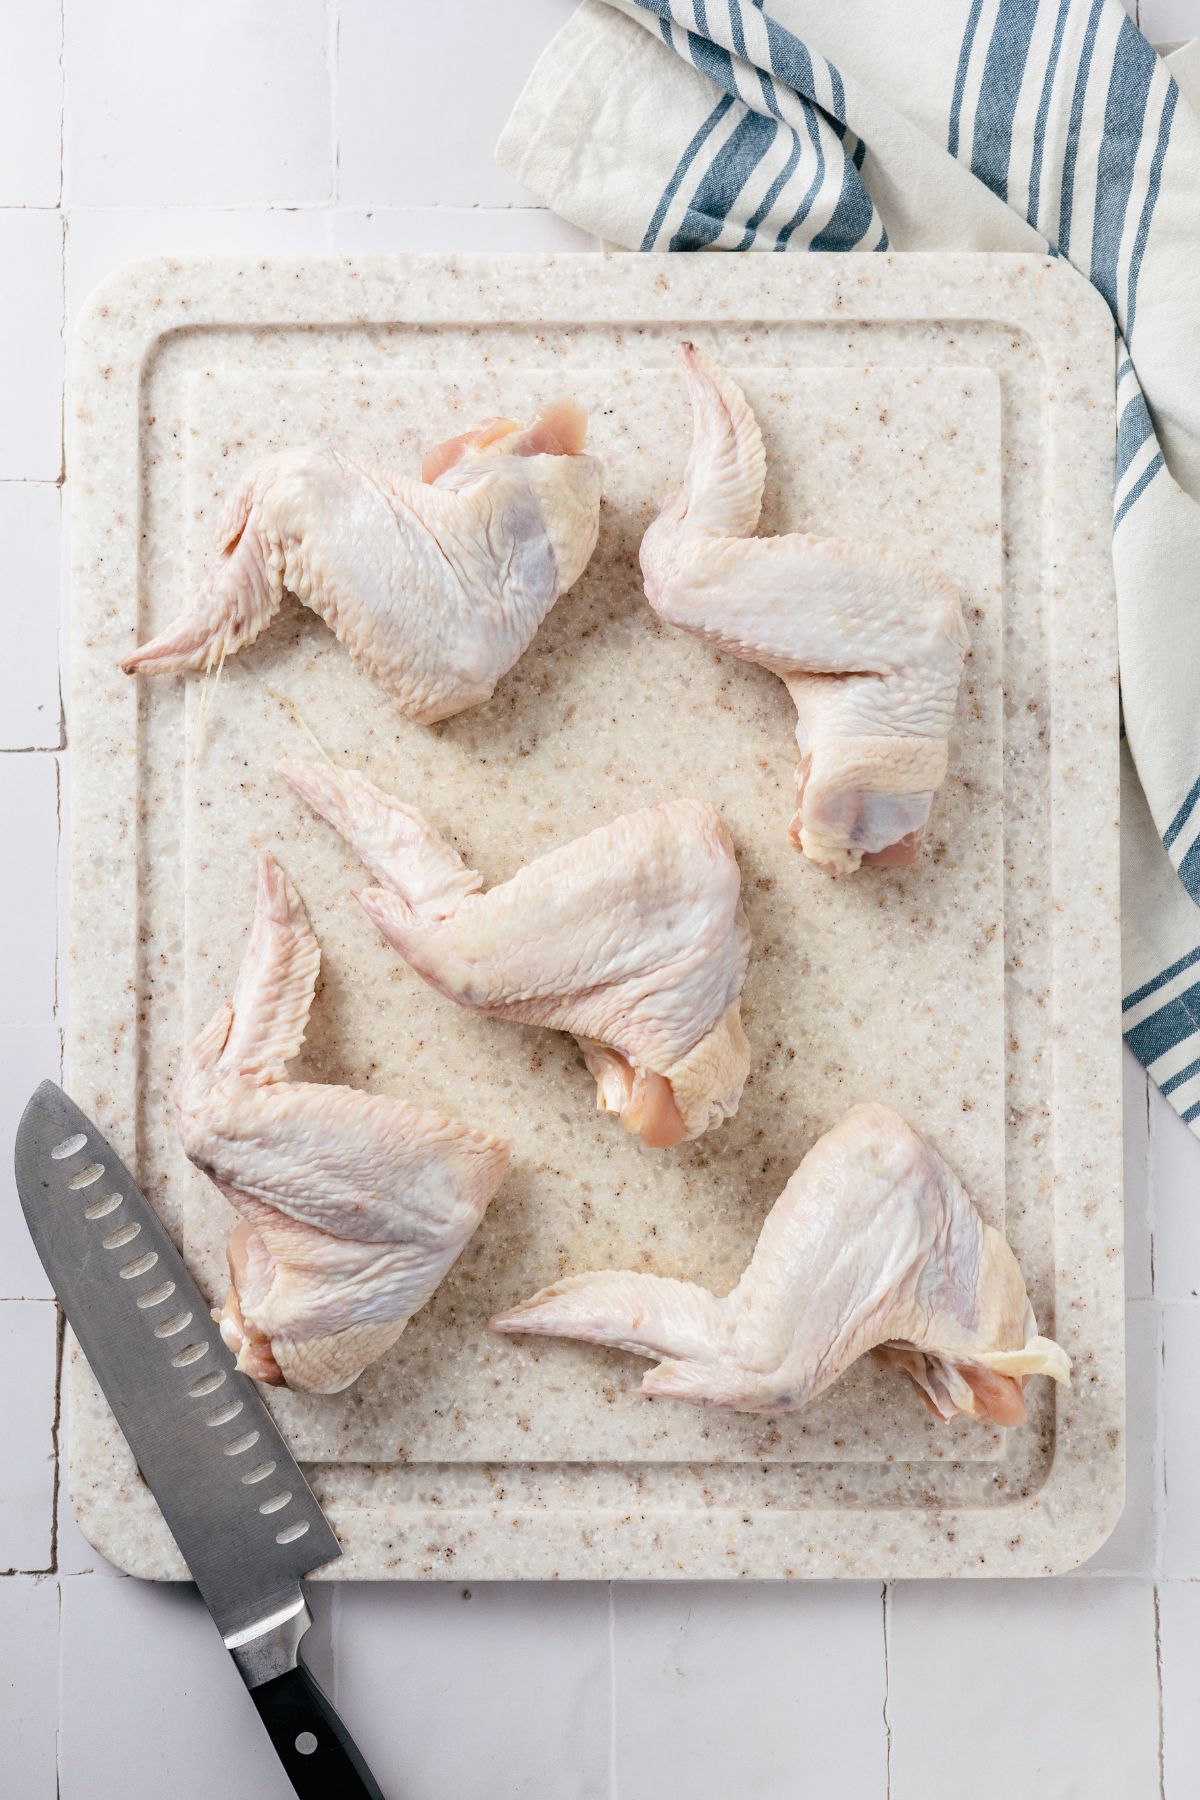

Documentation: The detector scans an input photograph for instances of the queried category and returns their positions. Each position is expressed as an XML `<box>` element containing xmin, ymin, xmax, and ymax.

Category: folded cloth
<box><xmin>499</xmin><ymin>0</ymin><xmax>1200</xmax><ymax>1138</ymax></box>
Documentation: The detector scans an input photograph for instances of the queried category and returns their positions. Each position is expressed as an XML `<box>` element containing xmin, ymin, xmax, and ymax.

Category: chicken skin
<box><xmin>122</xmin><ymin>401</ymin><xmax>601</xmax><ymax>724</ymax></box>
<box><xmin>279</xmin><ymin>758</ymin><xmax>752</xmax><ymax>1147</ymax></box>
<box><xmin>176</xmin><ymin>853</ymin><xmax>509</xmax><ymax>1394</ymax></box>
<box><xmin>640</xmin><ymin>345</ymin><xmax>970</xmax><ymax>874</ymax></box>
<box><xmin>492</xmin><ymin>1103</ymin><xmax>1068</xmax><ymax>1426</ymax></box>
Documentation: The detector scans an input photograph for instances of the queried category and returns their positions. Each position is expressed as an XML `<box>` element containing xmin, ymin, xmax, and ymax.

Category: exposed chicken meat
<box><xmin>176</xmin><ymin>852</ymin><xmax>509</xmax><ymax>1394</ymax></box>
<box><xmin>640</xmin><ymin>345</ymin><xmax>970</xmax><ymax>874</ymax></box>
<box><xmin>279</xmin><ymin>758</ymin><xmax>752</xmax><ymax>1147</ymax></box>
<box><xmin>491</xmin><ymin>1102</ymin><xmax>1068</xmax><ymax>1425</ymax></box>
<box><xmin>121</xmin><ymin>400</ymin><xmax>601</xmax><ymax>724</ymax></box>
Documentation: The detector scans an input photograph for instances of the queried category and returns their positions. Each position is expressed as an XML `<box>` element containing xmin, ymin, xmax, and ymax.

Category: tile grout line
<box><xmin>328</xmin><ymin>0</ymin><xmax>341</xmax><ymax>210</ymax></box>
<box><xmin>1154</xmin><ymin>1583</ymin><xmax>1166</xmax><ymax>1798</ymax></box>
<box><xmin>881</xmin><ymin>1581</ymin><xmax>893</xmax><ymax>1797</ymax></box>
<box><xmin>1155</xmin><ymin>1295</ymin><xmax>1166</xmax><ymax>1581</ymax></box>
<box><xmin>607</xmin><ymin>1581</ymin><xmax>619</xmax><ymax>1800</ymax></box>
<box><xmin>56</xmin><ymin>0</ymin><xmax>65</xmax><ymax>210</ymax></box>
<box><xmin>1146</xmin><ymin>1068</ymin><xmax>1157</xmax><ymax>1295</ymax></box>
<box><xmin>48</xmin><ymin>1301</ymin><xmax>64</xmax><ymax>1575</ymax></box>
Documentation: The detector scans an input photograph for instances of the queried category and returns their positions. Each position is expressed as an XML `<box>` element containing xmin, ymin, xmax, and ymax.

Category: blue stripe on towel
<box><xmin>737</xmin><ymin>126</ymin><xmax>802</xmax><ymax>247</ymax></box>
<box><xmin>728</xmin><ymin>0</ymin><xmax>748</xmax><ymax>60</ymax></box>
<box><xmin>1177</xmin><ymin>832</ymin><xmax>1200</xmax><ymax>904</ymax></box>
<box><xmin>1113</xmin><ymin>449</ymin><xmax>1164</xmax><ymax>529</ymax></box>
<box><xmin>1124</xmin><ymin>943</ymin><xmax>1200</xmax><ymax>1012</ymax></box>
<box><xmin>1090</xmin><ymin>16</ymin><xmax>1157</xmax><ymax>322</ymax></box>
<box><xmin>1124</xmin><ymin>981</ymin><xmax>1200</xmax><ymax>1065</ymax></box>
<box><xmin>1058</xmin><ymin>0</ymin><xmax>1104</xmax><ymax>257</ymax></box>
<box><xmin>1126</xmin><ymin>79</ymin><xmax>1178</xmax><ymax>344</ymax></box>
<box><xmin>948</xmin><ymin>0</ymin><xmax>985</xmax><ymax>159</ymax></box>
<box><xmin>971</xmin><ymin>0</ymin><xmax>1040</xmax><ymax>203</ymax></box>
<box><xmin>810</xmin><ymin>152</ymin><xmax>879</xmax><ymax>250</ymax></box>
<box><xmin>1028</xmin><ymin>0</ymin><xmax>1071</xmax><ymax>229</ymax></box>
<box><xmin>685</xmin><ymin>25</ymin><xmax>735</xmax><ymax>89</ymax></box>
<box><xmin>670</xmin><ymin>109</ymin><xmax>778</xmax><ymax>248</ymax></box>
<box><xmin>1116</xmin><ymin>392</ymin><xmax>1155</xmax><ymax>483</ymax></box>
<box><xmin>1161</xmin><ymin>1055</ymin><xmax>1200</xmax><ymax>1097</ymax></box>
<box><xmin>1164</xmin><ymin>773</ymin><xmax>1200</xmax><ymax>852</ymax></box>
<box><xmin>640</xmin><ymin>94</ymin><xmax>734</xmax><ymax>250</ymax></box>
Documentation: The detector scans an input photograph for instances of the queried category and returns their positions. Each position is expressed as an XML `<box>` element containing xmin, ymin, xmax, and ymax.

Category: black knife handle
<box><xmin>251</xmin><ymin>1650</ymin><xmax>386</xmax><ymax>1799</ymax></box>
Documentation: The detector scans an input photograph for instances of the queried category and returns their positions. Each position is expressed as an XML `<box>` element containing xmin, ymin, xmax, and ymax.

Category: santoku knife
<box><xmin>15</xmin><ymin>1080</ymin><xmax>386</xmax><ymax>1799</ymax></box>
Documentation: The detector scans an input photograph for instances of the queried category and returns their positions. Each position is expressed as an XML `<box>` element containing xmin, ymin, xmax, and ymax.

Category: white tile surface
<box><xmin>59</xmin><ymin>1574</ymin><xmax>332</xmax><ymax>1799</ymax></box>
<box><xmin>1150</xmin><ymin>1082</ymin><xmax>1200</xmax><ymax>1299</ymax></box>
<box><xmin>888</xmin><ymin>1579</ymin><xmax>1161</xmax><ymax>1800</ymax></box>
<box><xmin>1140</xmin><ymin>0</ymin><xmax>1200</xmax><ymax>41</ymax></box>
<box><xmin>0</xmin><ymin>210</ymin><xmax>63</xmax><ymax>481</ymax></box>
<box><xmin>63</xmin><ymin>1</ymin><xmax>333</xmax><ymax>207</ymax></box>
<box><xmin>0</xmin><ymin>1577</ymin><xmax>60</xmax><ymax>1795</ymax></box>
<box><xmin>0</xmin><ymin>754</ymin><xmax>58</xmax><ymax>1025</ymax></box>
<box><xmin>336</xmin><ymin>0</ymin><xmax>578</xmax><ymax>206</ymax></box>
<box><xmin>334</xmin><ymin>1581</ymin><xmax>611</xmax><ymax>1799</ymax></box>
<box><xmin>0</xmin><ymin>1026</ymin><xmax>62</xmax><ymax>1299</ymax></box>
<box><xmin>0</xmin><ymin>485</ymin><xmax>62</xmax><ymax>750</ymax></box>
<box><xmin>328</xmin><ymin>206</ymin><xmax>599</xmax><ymax>255</ymax></box>
<box><xmin>0</xmin><ymin>7</ymin><xmax>62</xmax><ymax>205</ymax></box>
<box><xmin>1082</xmin><ymin>1300</ymin><xmax>1162</xmax><ymax>1574</ymax></box>
<box><xmin>1163</xmin><ymin>1302</ymin><xmax>1200</xmax><ymax>1575</ymax></box>
<box><xmin>0</xmin><ymin>1302</ymin><xmax>57</xmax><ymax>1572</ymax></box>
<box><xmin>612</xmin><ymin>1582</ymin><xmax>886</xmax><ymax>1800</ymax></box>
<box><xmin>1161</xmin><ymin>1579</ymin><xmax>1200</xmax><ymax>1798</ymax></box>
<box><xmin>1124</xmin><ymin>1049</ymin><xmax>1153</xmax><ymax>1298</ymax></box>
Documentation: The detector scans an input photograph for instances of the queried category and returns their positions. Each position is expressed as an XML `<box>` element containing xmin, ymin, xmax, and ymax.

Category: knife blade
<box><xmin>15</xmin><ymin>1080</ymin><xmax>385</xmax><ymax>1799</ymax></box>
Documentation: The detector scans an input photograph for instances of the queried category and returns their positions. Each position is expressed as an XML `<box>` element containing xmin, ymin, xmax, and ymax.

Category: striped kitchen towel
<box><xmin>499</xmin><ymin>0</ymin><xmax>1200</xmax><ymax>1139</ymax></box>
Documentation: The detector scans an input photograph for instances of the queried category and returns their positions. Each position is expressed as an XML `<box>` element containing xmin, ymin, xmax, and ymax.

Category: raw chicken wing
<box><xmin>177</xmin><ymin>853</ymin><xmax>509</xmax><ymax>1394</ymax></box>
<box><xmin>122</xmin><ymin>401</ymin><xmax>601</xmax><ymax>724</ymax></box>
<box><xmin>279</xmin><ymin>758</ymin><xmax>752</xmax><ymax>1148</ymax></box>
<box><xmin>492</xmin><ymin>1103</ymin><xmax>1068</xmax><ymax>1426</ymax></box>
<box><xmin>640</xmin><ymin>345</ymin><xmax>969</xmax><ymax>874</ymax></box>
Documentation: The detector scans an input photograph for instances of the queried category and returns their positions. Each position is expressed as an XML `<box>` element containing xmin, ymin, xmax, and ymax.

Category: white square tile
<box><xmin>0</xmin><ymin>484</ymin><xmax>62</xmax><ymax>749</ymax></box>
<box><xmin>889</xmin><ymin>1579</ymin><xmax>1160</xmax><ymax>1799</ymax></box>
<box><xmin>1140</xmin><ymin>0</ymin><xmax>1200</xmax><ymax>42</ymax></box>
<box><xmin>0</xmin><ymin>7</ymin><xmax>61</xmax><ymax>204</ymax></box>
<box><xmin>1161</xmin><ymin>1579</ymin><xmax>1200</xmax><ymax>1797</ymax></box>
<box><xmin>1082</xmin><ymin>1300</ymin><xmax>1162</xmax><ymax>1574</ymax></box>
<box><xmin>1163</xmin><ymin>1303</ymin><xmax>1200</xmax><ymax>1575</ymax></box>
<box><xmin>328</xmin><ymin>206</ymin><xmax>599</xmax><ymax>255</ymax></box>
<box><xmin>1150</xmin><ymin>1082</ymin><xmax>1200</xmax><ymax>1300</ymax></box>
<box><xmin>0</xmin><ymin>1301</ymin><xmax>58</xmax><ymax>1572</ymax></box>
<box><xmin>60</xmin><ymin>1573</ymin><xmax>334</xmax><ymax>1799</ymax></box>
<box><xmin>1124</xmin><ymin>1048</ymin><xmax>1153</xmax><ymax>1298</ymax></box>
<box><xmin>0</xmin><ymin>754</ymin><xmax>59</xmax><ymax>1025</ymax></box>
<box><xmin>65</xmin><ymin>208</ymin><xmax>335</xmax><ymax>332</ymax></box>
<box><xmin>0</xmin><ymin>211</ymin><xmax>63</xmax><ymax>481</ymax></box>
<box><xmin>63</xmin><ymin>1</ymin><xmax>332</xmax><ymax>206</ymax></box>
<box><xmin>336</xmin><ymin>0</ymin><xmax>577</xmax><ymax>206</ymax></box>
<box><xmin>334</xmin><ymin>1581</ymin><xmax>610</xmax><ymax>1799</ymax></box>
<box><xmin>612</xmin><ymin>1582</ymin><xmax>886</xmax><ymax>1800</ymax></box>
<box><xmin>0</xmin><ymin>1025</ymin><xmax>62</xmax><ymax>1299</ymax></box>
<box><xmin>0</xmin><ymin>1576</ymin><xmax>59</xmax><ymax>1795</ymax></box>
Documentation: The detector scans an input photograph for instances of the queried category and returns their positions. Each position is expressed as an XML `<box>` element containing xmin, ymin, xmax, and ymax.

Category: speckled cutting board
<box><xmin>68</xmin><ymin>253</ymin><xmax>1122</xmax><ymax>1579</ymax></box>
